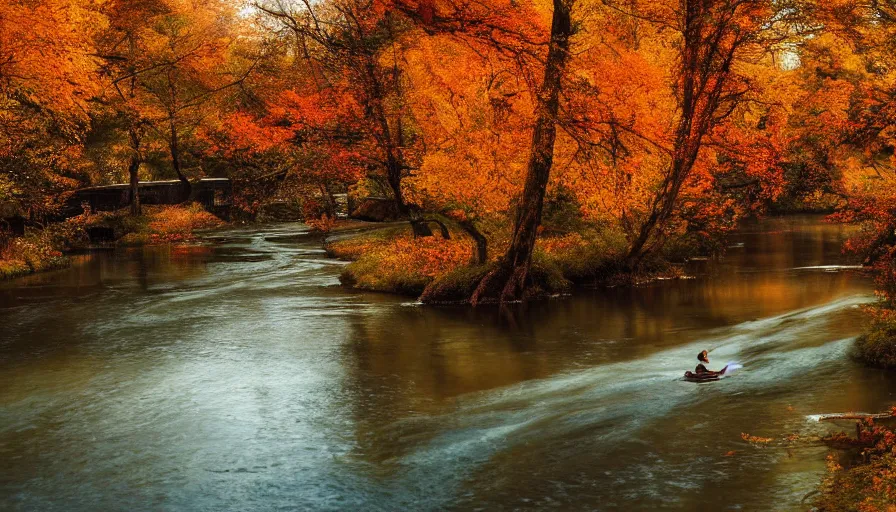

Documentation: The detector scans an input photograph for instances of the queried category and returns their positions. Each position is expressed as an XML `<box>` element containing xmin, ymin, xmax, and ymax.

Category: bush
<box><xmin>0</xmin><ymin>259</ymin><xmax>29</xmax><ymax>280</ymax></box>
<box><xmin>0</xmin><ymin>232</ymin><xmax>69</xmax><ymax>279</ymax></box>
<box><xmin>542</xmin><ymin>185</ymin><xmax>586</xmax><ymax>235</ymax></box>
<box><xmin>75</xmin><ymin>204</ymin><xmax>223</xmax><ymax>246</ymax></box>
<box><xmin>535</xmin><ymin>227</ymin><xmax>630</xmax><ymax>284</ymax></box>
<box><xmin>660</xmin><ymin>232</ymin><xmax>705</xmax><ymax>263</ymax></box>
<box><xmin>306</xmin><ymin>214</ymin><xmax>336</xmax><ymax>234</ymax></box>
<box><xmin>528</xmin><ymin>255</ymin><xmax>573</xmax><ymax>296</ymax></box>
<box><xmin>815</xmin><ymin>412</ymin><xmax>896</xmax><ymax>511</ymax></box>
<box><xmin>855</xmin><ymin>316</ymin><xmax>896</xmax><ymax>369</ymax></box>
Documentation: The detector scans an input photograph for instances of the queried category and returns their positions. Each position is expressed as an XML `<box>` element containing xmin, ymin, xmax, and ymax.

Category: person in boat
<box><xmin>695</xmin><ymin>350</ymin><xmax>712</xmax><ymax>374</ymax></box>
<box><xmin>691</xmin><ymin>350</ymin><xmax>729</xmax><ymax>378</ymax></box>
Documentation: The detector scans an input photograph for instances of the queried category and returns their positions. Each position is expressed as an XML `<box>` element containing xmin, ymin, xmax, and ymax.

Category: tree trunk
<box><xmin>624</xmin><ymin>0</ymin><xmax>733</xmax><ymax>269</ymax></box>
<box><xmin>169</xmin><ymin>118</ymin><xmax>191</xmax><ymax>202</ymax></box>
<box><xmin>470</xmin><ymin>0</ymin><xmax>572</xmax><ymax>305</ymax></box>
<box><xmin>361</xmin><ymin>55</ymin><xmax>408</xmax><ymax>217</ymax></box>
<box><xmin>128</xmin><ymin>127</ymin><xmax>142</xmax><ymax>216</ymax></box>
<box><xmin>815</xmin><ymin>412</ymin><xmax>895</xmax><ymax>422</ymax></box>
<box><xmin>386</xmin><ymin>155</ymin><xmax>407</xmax><ymax>216</ymax></box>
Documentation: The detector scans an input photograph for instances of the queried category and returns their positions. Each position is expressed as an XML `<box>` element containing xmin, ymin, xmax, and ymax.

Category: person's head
<box><xmin>698</xmin><ymin>350</ymin><xmax>709</xmax><ymax>363</ymax></box>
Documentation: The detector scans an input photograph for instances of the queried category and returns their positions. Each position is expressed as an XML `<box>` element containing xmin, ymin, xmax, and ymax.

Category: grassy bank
<box><xmin>327</xmin><ymin>226</ymin><xmax>474</xmax><ymax>296</ymax></box>
<box><xmin>326</xmin><ymin>222</ymin><xmax>692</xmax><ymax>301</ymax></box>
<box><xmin>854</xmin><ymin>314</ymin><xmax>896</xmax><ymax>369</ymax></box>
<box><xmin>815</xmin><ymin>412</ymin><xmax>896</xmax><ymax>511</ymax></box>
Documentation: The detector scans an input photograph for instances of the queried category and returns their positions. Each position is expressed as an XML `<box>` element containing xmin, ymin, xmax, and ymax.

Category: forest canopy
<box><xmin>2</xmin><ymin>0</ymin><xmax>896</xmax><ymax>305</ymax></box>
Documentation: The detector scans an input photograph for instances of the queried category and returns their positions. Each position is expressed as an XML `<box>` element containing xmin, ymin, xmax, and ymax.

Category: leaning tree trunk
<box><xmin>470</xmin><ymin>0</ymin><xmax>572</xmax><ymax>305</ymax></box>
<box><xmin>623</xmin><ymin>0</ymin><xmax>741</xmax><ymax>269</ymax></box>
<box><xmin>128</xmin><ymin>127</ymin><xmax>142</xmax><ymax>216</ymax></box>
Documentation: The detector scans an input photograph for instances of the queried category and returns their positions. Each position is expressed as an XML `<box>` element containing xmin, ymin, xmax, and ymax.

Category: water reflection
<box><xmin>0</xmin><ymin>216</ymin><xmax>893</xmax><ymax>511</ymax></box>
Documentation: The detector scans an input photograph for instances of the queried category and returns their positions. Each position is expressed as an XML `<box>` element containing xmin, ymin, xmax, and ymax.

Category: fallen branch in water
<box><xmin>810</xmin><ymin>411</ymin><xmax>895</xmax><ymax>422</ymax></box>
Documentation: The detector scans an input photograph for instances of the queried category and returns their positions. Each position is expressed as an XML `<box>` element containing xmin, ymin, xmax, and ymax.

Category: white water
<box><xmin>371</xmin><ymin>296</ymin><xmax>872</xmax><ymax>510</ymax></box>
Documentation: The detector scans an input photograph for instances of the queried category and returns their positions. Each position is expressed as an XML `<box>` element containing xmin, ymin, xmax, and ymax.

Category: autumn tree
<box><xmin>399</xmin><ymin>32</ymin><xmax>534</xmax><ymax>264</ymax></box>
<box><xmin>387</xmin><ymin>0</ymin><xmax>575</xmax><ymax>302</ymax></box>
<box><xmin>255</xmin><ymin>0</ymin><xmax>420</xmax><ymax>218</ymax></box>
<box><xmin>470</xmin><ymin>0</ymin><xmax>573</xmax><ymax>303</ymax></box>
<box><xmin>0</xmin><ymin>0</ymin><xmax>102</xmax><ymax>219</ymax></box>
<box><xmin>806</xmin><ymin>1</ymin><xmax>896</xmax><ymax>300</ymax></box>
<box><xmin>605</xmin><ymin>0</ymin><xmax>793</xmax><ymax>267</ymax></box>
<box><xmin>97</xmin><ymin>0</ymin><xmax>252</xmax><ymax>214</ymax></box>
<box><xmin>198</xmin><ymin>75</ymin><xmax>368</xmax><ymax>219</ymax></box>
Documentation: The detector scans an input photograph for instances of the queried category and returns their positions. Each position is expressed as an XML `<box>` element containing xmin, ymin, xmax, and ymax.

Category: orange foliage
<box><xmin>0</xmin><ymin>0</ymin><xmax>102</xmax><ymax>118</ymax></box>
<box><xmin>740</xmin><ymin>433</ymin><xmax>774</xmax><ymax>444</ymax></box>
<box><xmin>144</xmin><ymin>205</ymin><xmax>222</xmax><ymax>243</ymax></box>
<box><xmin>332</xmin><ymin>231</ymin><xmax>473</xmax><ymax>292</ymax></box>
<box><xmin>817</xmin><ymin>414</ymin><xmax>896</xmax><ymax>511</ymax></box>
<box><xmin>537</xmin><ymin>233</ymin><xmax>587</xmax><ymax>255</ymax></box>
<box><xmin>306</xmin><ymin>214</ymin><xmax>336</xmax><ymax>234</ymax></box>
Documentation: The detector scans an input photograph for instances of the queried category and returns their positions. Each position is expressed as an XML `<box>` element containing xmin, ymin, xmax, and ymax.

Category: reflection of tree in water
<box><xmin>119</xmin><ymin>246</ymin><xmax>214</xmax><ymax>291</ymax></box>
<box><xmin>338</xmin><ymin>295</ymin><xmax>715</xmax><ymax>469</ymax></box>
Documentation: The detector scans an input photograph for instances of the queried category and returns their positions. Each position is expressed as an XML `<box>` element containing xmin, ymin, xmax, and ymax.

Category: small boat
<box><xmin>684</xmin><ymin>364</ymin><xmax>730</xmax><ymax>383</ymax></box>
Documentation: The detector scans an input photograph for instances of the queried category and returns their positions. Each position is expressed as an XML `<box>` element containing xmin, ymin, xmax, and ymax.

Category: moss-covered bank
<box><xmin>76</xmin><ymin>204</ymin><xmax>223</xmax><ymax>247</ymax></box>
<box><xmin>854</xmin><ymin>317</ymin><xmax>896</xmax><ymax>369</ymax></box>
<box><xmin>327</xmin><ymin>226</ymin><xmax>476</xmax><ymax>297</ymax></box>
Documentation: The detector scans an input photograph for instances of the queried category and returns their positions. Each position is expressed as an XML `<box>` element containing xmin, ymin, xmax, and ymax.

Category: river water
<box><xmin>1</xmin><ymin>216</ymin><xmax>895</xmax><ymax>511</ymax></box>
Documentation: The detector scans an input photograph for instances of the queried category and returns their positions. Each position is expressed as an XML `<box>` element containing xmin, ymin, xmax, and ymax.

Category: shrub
<box><xmin>535</xmin><ymin>227</ymin><xmax>629</xmax><ymax>284</ymax></box>
<box><xmin>77</xmin><ymin>204</ymin><xmax>223</xmax><ymax>246</ymax></box>
<box><xmin>307</xmin><ymin>214</ymin><xmax>336</xmax><ymax>234</ymax></box>
<box><xmin>854</xmin><ymin>315</ymin><xmax>896</xmax><ymax>369</ymax></box>
<box><xmin>143</xmin><ymin>204</ymin><xmax>222</xmax><ymax>243</ymax></box>
<box><xmin>0</xmin><ymin>259</ymin><xmax>29</xmax><ymax>280</ymax></box>
<box><xmin>542</xmin><ymin>185</ymin><xmax>586</xmax><ymax>235</ymax></box>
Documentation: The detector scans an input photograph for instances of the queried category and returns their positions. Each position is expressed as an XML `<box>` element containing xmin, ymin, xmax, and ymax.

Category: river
<box><xmin>1</xmin><ymin>215</ymin><xmax>895</xmax><ymax>511</ymax></box>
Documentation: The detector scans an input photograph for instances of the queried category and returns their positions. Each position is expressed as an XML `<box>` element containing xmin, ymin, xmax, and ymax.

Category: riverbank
<box><xmin>76</xmin><ymin>204</ymin><xmax>224</xmax><ymax>247</ymax></box>
<box><xmin>325</xmin><ymin>222</ymin><xmax>691</xmax><ymax>302</ymax></box>
<box><xmin>0</xmin><ymin>234</ymin><xmax>69</xmax><ymax>280</ymax></box>
<box><xmin>0</xmin><ymin>204</ymin><xmax>223</xmax><ymax>281</ymax></box>
<box><xmin>815</xmin><ymin>411</ymin><xmax>896</xmax><ymax>511</ymax></box>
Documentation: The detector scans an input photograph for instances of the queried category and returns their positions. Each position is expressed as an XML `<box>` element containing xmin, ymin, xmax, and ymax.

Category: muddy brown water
<box><xmin>1</xmin><ymin>216</ymin><xmax>894</xmax><ymax>511</ymax></box>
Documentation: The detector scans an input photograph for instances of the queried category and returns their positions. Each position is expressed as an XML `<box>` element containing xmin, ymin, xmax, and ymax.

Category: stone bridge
<box><xmin>62</xmin><ymin>178</ymin><xmax>232</xmax><ymax>219</ymax></box>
